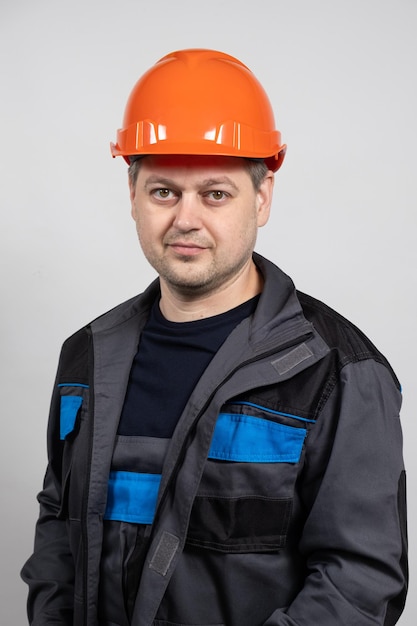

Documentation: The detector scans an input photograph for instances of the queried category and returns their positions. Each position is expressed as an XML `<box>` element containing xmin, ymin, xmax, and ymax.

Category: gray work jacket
<box><xmin>22</xmin><ymin>253</ymin><xmax>408</xmax><ymax>625</ymax></box>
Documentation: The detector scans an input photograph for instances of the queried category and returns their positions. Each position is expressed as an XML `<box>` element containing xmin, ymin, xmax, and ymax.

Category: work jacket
<box><xmin>22</xmin><ymin>253</ymin><xmax>408</xmax><ymax>626</ymax></box>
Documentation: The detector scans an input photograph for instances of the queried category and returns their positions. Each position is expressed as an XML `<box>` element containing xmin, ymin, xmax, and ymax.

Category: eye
<box><xmin>206</xmin><ymin>190</ymin><xmax>228</xmax><ymax>202</ymax></box>
<box><xmin>155</xmin><ymin>188</ymin><xmax>172</xmax><ymax>199</ymax></box>
<box><xmin>150</xmin><ymin>187</ymin><xmax>178</xmax><ymax>202</ymax></box>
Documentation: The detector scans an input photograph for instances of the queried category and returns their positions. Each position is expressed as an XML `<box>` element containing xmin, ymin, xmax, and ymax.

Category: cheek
<box><xmin>135</xmin><ymin>212</ymin><xmax>168</xmax><ymax>248</ymax></box>
<box><xmin>214</xmin><ymin>218</ymin><xmax>257</xmax><ymax>254</ymax></box>
<box><xmin>234</xmin><ymin>208</ymin><xmax>259</xmax><ymax>239</ymax></box>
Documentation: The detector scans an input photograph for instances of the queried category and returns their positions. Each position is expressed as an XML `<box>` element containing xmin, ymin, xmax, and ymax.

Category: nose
<box><xmin>172</xmin><ymin>193</ymin><xmax>203</xmax><ymax>231</ymax></box>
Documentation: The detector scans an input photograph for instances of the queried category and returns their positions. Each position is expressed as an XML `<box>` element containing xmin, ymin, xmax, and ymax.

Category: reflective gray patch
<box><xmin>149</xmin><ymin>531</ymin><xmax>180</xmax><ymax>576</ymax></box>
<box><xmin>271</xmin><ymin>343</ymin><xmax>313</xmax><ymax>375</ymax></box>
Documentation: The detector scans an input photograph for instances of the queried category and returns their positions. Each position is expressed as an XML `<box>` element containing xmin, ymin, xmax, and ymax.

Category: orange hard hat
<box><xmin>110</xmin><ymin>49</ymin><xmax>286</xmax><ymax>171</ymax></box>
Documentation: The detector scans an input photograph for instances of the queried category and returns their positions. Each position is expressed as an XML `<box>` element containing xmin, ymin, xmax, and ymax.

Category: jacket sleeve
<box><xmin>21</xmin><ymin>380</ymin><xmax>75</xmax><ymax>625</ymax></box>
<box><xmin>263</xmin><ymin>359</ymin><xmax>408</xmax><ymax>625</ymax></box>
<box><xmin>21</xmin><ymin>330</ymin><xmax>90</xmax><ymax>626</ymax></box>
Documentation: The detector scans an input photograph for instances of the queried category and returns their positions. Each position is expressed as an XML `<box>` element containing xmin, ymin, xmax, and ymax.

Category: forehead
<box><xmin>137</xmin><ymin>154</ymin><xmax>251</xmax><ymax>182</ymax></box>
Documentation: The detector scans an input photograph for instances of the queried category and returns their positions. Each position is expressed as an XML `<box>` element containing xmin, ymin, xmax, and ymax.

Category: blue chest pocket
<box><xmin>208</xmin><ymin>413</ymin><xmax>307</xmax><ymax>463</ymax></box>
<box><xmin>188</xmin><ymin>407</ymin><xmax>311</xmax><ymax>553</ymax></box>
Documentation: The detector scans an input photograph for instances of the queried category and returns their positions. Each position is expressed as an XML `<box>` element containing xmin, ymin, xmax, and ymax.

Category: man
<box><xmin>22</xmin><ymin>49</ymin><xmax>407</xmax><ymax>626</ymax></box>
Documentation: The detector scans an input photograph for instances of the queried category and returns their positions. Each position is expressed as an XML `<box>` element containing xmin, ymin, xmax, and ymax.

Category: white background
<box><xmin>1</xmin><ymin>1</ymin><xmax>415</xmax><ymax>623</ymax></box>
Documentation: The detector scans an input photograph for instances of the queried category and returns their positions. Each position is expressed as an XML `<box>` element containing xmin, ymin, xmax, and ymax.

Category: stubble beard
<box><xmin>138</xmin><ymin>206</ymin><xmax>259</xmax><ymax>298</ymax></box>
<box><xmin>146</xmin><ymin>247</ymin><xmax>254</xmax><ymax>298</ymax></box>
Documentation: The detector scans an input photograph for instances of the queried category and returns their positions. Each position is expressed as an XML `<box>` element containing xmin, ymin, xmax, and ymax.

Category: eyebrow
<box><xmin>201</xmin><ymin>177</ymin><xmax>239</xmax><ymax>190</ymax></box>
<box><xmin>143</xmin><ymin>175</ymin><xmax>239</xmax><ymax>191</ymax></box>
<box><xmin>143</xmin><ymin>176</ymin><xmax>175</xmax><ymax>188</ymax></box>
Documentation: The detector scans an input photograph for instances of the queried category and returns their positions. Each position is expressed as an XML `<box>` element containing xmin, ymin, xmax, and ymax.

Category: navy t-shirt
<box><xmin>118</xmin><ymin>296</ymin><xmax>259</xmax><ymax>437</ymax></box>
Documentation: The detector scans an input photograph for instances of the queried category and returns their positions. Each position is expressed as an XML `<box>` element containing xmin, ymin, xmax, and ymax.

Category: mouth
<box><xmin>168</xmin><ymin>242</ymin><xmax>207</xmax><ymax>257</ymax></box>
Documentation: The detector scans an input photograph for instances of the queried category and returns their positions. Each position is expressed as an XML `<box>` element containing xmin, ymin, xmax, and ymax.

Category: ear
<box><xmin>129</xmin><ymin>177</ymin><xmax>137</xmax><ymax>220</ymax></box>
<box><xmin>256</xmin><ymin>171</ymin><xmax>274</xmax><ymax>227</ymax></box>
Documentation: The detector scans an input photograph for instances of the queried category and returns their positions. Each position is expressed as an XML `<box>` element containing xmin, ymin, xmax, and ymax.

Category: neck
<box><xmin>159</xmin><ymin>260</ymin><xmax>263</xmax><ymax>322</ymax></box>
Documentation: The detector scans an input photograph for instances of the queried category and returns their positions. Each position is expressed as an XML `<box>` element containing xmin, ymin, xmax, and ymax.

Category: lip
<box><xmin>168</xmin><ymin>242</ymin><xmax>207</xmax><ymax>256</ymax></box>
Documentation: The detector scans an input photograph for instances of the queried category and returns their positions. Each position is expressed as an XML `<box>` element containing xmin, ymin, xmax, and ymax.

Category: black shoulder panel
<box><xmin>56</xmin><ymin>326</ymin><xmax>91</xmax><ymax>386</ymax></box>
<box><xmin>297</xmin><ymin>291</ymin><xmax>400</xmax><ymax>389</ymax></box>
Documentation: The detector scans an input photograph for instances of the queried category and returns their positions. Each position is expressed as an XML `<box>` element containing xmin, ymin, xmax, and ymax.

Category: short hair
<box><xmin>243</xmin><ymin>159</ymin><xmax>269</xmax><ymax>191</ymax></box>
<box><xmin>128</xmin><ymin>156</ymin><xmax>269</xmax><ymax>191</ymax></box>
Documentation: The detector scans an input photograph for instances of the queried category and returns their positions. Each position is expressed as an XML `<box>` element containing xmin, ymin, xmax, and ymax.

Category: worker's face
<box><xmin>130</xmin><ymin>155</ymin><xmax>273</xmax><ymax>299</ymax></box>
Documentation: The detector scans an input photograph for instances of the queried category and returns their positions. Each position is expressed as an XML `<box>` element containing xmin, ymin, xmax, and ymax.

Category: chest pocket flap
<box><xmin>209</xmin><ymin>412</ymin><xmax>306</xmax><ymax>463</ymax></box>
